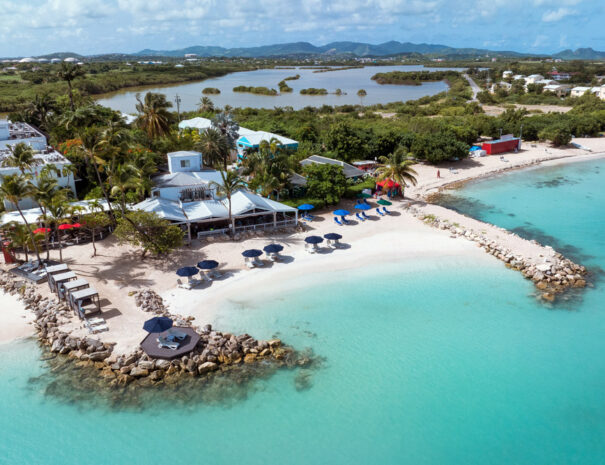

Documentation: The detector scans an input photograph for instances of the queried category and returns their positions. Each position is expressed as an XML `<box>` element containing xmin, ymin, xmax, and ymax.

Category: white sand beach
<box><xmin>2</xmin><ymin>137</ymin><xmax>604</xmax><ymax>352</ymax></box>
<box><xmin>0</xmin><ymin>291</ymin><xmax>35</xmax><ymax>345</ymax></box>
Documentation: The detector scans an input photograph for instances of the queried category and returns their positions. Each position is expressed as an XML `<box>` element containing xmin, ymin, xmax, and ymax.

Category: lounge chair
<box><xmin>157</xmin><ymin>336</ymin><xmax>179</xmax><ymax>350</ymax></box>
<box><xmin>253</xmin><ymin>258</ymin><xmax>264</xmax><ymax>267</ymax></box>
<box><xmin>334</xmin><ymin>217</ymin><xmax>344</xmax><ymax>226</ymax></box>
<box><xmin>209</xmin><ymin>269</ymin><xmax>222</xmax><ymax>279</ymax></box>
<box><xmin>382</xmin><ymin>206</ymin><xmax>391</xmax><ymax>214</ymax></box>
<box><xmin>177</xmin><ymin>278</ymin><xmax>192</xmax><ymax>290</ymax></box>
<box><xmin>306</xmin><ymin>243</ymin><xmax>317</xmax><ymax>254</ymax></box>
<box><xmin>269</xmin><ymin>252</ymin><xmax>280</xmax><ymax>262</ymax></box>
<box><xmin>342</xmin><ymin>217</ymin><xmax>351</xmax><ymax>225</ymax></box>
<box><xmin>304</xmin><ymin>213</ymin><xmax>315</xmax><ymax>221</ymax></box>
<box><xmin>376</xmin><ymin>208</ymin><xmax>385</xmax><ymax>216</ymax></box>
<box><xmin>85</xmin><ymin>318</ymin><xmax>108</xmax><ymax>334</ymax></box>
<box><xmin>356</xmin><ymin>212</ymin><xmax>365</xmax><ymax>221</ymax></box>
<box><xmin>165</xmin><ymin>328</ymin><xmax>187</xmax><ymax>341</ymax></box>
<box><xmin>245</xmin><ymin>258</ymin><xmax>255</xmax><ymax>269</ymax></box>
<box><xmin>362</xmin><ymin>212</ymin><xmax>370</xmax><ymax>220</ymax></box>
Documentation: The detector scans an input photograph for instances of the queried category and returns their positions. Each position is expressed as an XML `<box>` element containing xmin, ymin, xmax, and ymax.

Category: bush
<box><xmin>302</xmin><ymin>164</ymin><xmax>347</xmax><ymax>205</ymax></box>
<box><xmin>344</xmin><ymin>177</ymin><xmax>375</xmax><ymax>198</ymax></box>
<box><xmin>538</xmin><ymin>125</ymin><xmax>572</xmax><ymax>146</ymax></box>
<box><xmin>114</xmin><ymin>211</ymin><xmax>184</xmax><ymax>258</ymax></box>
<box><xmin>202</xmin><ymin>87</ymin><xmax>220</xmax><ymax>94</ymax></box>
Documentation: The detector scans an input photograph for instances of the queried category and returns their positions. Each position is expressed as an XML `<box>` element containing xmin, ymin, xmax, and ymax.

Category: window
<box><xmin>180</xmin><ymin>159</ymin><xmax>190</xmax><ymax>168</ymax></box>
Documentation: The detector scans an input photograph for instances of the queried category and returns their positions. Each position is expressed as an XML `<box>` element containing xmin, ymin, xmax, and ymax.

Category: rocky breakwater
<box><xmin>0</xmin><ymin>270</ymin><xmax>315</xmax><ymax>395</ymax></box>
<box><xmin>125</xmin><ymin>289</ymin><xmax>313</xmax><ymax>388</ymax></box>
<box><xmin>405</xmin><ymin>205</ymin><xmax>588</xmax><ymax>302</ymax></box>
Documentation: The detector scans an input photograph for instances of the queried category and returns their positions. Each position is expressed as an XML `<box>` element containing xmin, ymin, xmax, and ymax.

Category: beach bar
<box><xmin>482</xmin><ymin>136</ymin><xmax>521</xmax><ymax>155</ymax></box>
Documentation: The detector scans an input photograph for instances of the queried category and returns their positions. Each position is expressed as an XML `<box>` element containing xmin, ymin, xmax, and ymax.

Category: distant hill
<box><xmin>554</xmin><ymin>47</ymin><xmax>605</xmax><ymax>60</ymax></box>
<box><xmin>132</xmin><ymin>41</ymin><xmax>532</xmax><ymax>59</ymax></box>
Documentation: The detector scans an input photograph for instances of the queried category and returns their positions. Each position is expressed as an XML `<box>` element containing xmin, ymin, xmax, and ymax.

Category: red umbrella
<box><xmin>33</xmin><ymin>227</ymin><xmax>51</xmax><ymax>234</ymax></box>
<box><xmin>71</xmin><ymin>223</ymin><xmax>82</xmax><ymax>228</ymax></box>
<box><xmin>58</xmin><ymin>224</ymin><xmax>74</xmax><ymax>230</ymax></box>
<box><xmin>376</xmin><ymin>179</ymin><xmax>400</xmax><ymax>189</ymax></box>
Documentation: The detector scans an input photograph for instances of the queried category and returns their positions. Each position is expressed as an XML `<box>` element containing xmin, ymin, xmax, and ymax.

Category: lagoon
<box><xmin>96</xmin><ymin>65</ymin><xmax>454</xmax><ymax>113</ymax></box>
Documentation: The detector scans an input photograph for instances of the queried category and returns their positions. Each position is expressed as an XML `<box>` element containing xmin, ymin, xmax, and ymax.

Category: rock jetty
<box><xmin>1</xmin><ymin>271</ymin><xmax>312</xmax><ymax>389</ymax></box>
<box><xmin>405</xmin><ymin>204</ymin><xmax>588</xmax><ymax>302</ymax></box>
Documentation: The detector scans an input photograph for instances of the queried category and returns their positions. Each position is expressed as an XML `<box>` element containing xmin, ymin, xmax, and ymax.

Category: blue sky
<box><xmin>1</xmin><ymin>0</ymin><xmax>603</xmax><ymax>57</ymax></box>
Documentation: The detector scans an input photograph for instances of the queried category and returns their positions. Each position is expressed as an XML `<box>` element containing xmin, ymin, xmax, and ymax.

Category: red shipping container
<box><xmin>482</xmin><ymin>137</ymin><xmax>521</xmax><ymax>155</ymax></box>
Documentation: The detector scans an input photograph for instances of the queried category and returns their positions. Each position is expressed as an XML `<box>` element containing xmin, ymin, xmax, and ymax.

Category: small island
<box><xmin>283</xmin><ymin>74</ymin><xmax>301</xmax><ymax>81</ymax></box>
<box><xmin>278</xmin><ymin>80</ymin><xmax>293</xmax><ymax>93</ymax></box>
<box><xmin>300</xmin><ymin>88</ymin><xmax>328</xmax><ymax>95</ymax></box>
<box><xmin>202</xmin><ymin>87</ymin><xmax>221</xmax><ymax>94</ymax></box>
<box><xmin>372</xmin><ymin>70</ymin><xmax>457</xmax><ymax>85</ymax></box>
<box><xmin>233</xmin><ymin>85</ymin><xmax>278</xmax><ymax>96</ymax></box>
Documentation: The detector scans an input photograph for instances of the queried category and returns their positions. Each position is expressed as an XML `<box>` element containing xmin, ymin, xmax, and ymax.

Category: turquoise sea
<box><xmin>2</xmin><ymin>158</ymin><xmax>605</xmax><ymax>464</ymax></box>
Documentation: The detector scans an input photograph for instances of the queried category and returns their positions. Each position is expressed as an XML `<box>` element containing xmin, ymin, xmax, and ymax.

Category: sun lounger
<box><xmin>304</xmin><ymin>213</ymin><xmax>315</xmax><ymax>221</ymax></box>
<box><xmin>382</xmin><ymin>207</ymin><xmax>391</xmax><ymax>214</ymax></box>
<box><xmin>306</xmin><ymin>243</ymin><xmax>317</xmax><ymax>254</ymax></box>
<box><xmin>209</xmin><ymin>270</ymin><xmax>222</xmax><ymax>279</ymax></box>
<box><xmin>376</xmin><ymin>208</ymin><xmax>385</xmax><ymax>216</ymax></box>
<box><xmin>253</xmin><ymin>258</ymin><xmax>264</xmax><ymax>267</ymax></box>
<box><xmin>356</xmin><ymin>213</ymin><xmax>365</xmax><ymax>221</ymax></box>
<box><xmin>177</xmin><ymin>278</ymin><xmax>192</xmax><ymax>290</ymax></box>
<box><xmin>269</xmin><ymin>252</ymin><xmax>280</xmax><ymax>262</ymax></box>
<box><xmin>334</xmin><ymin>217</ymin><xmax>344</xmax><ymax>226</ymax></box>
<box><xmin>342</xmin><ymin>217</ymin><xmax>351</xmax><ymax>225</ymax></box>
<box><xmin>85</xmin><ymin>318</ymin><xmax>108</xmax><ymax>334</ymax></box>
<box><xmin>157</xmin><ymin>336</ymin><xmax>179</xmax><ymax>350</ymax></box>
<box><xmin>245</xmin><ymin>259</ymin><xmax>255</xmax><ymax>269</ymax></box>
<box><xmin>362</xmin><ymin>212</ymin><xmax>370</xmax><ymax>220</ymax></box>
<box><xmin>165</xmin><ymin>328</ymin><xmax>187</xmax><ymax>341</ymax></box>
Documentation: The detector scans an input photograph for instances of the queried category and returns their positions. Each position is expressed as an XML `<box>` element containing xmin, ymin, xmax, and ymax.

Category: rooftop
<box><xmin>0</xmin><ymin>120</ymin><xmax>45</xmax><ymax>142</ymax></box>
<box><xmin>301</xmin><ymin>155</ymin><xmax>366</xmax><ymax>178</ymax></box>
<box><xmin>0</xmin><ymin>147</ymin><xmax>70</xmax><ymax>171</ymax></box>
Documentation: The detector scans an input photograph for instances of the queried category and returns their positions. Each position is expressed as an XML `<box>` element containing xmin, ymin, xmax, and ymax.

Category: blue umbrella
<box><xmin>324</xmin><ymin>233</ymin><xmax>342</xmax><ymax>240</ymax></box>
<box><xmin>143</xmin><ymin>316</ymin><xmax>173</xmax><ymax>333</ymax></box>
<box><xmin>197</xmin><ymin>260</ymin><xmax>219</xmax><ymax>270</ymax></box>
<box><xmin>176</xmin><ymin>266</ymin><xmax>199</xmax><ymax>277</ymax></box>
<box><xmin>305</xmin><ymin>235</ymin><xmax>324</xmax><ymax>244</ymax></box>
<box><xmin>242</xmin><ymin>249</ymin><xmax>263</xmax><ymax>258</ymax></box>
<box><xmin>297</xmin><ymin>204</ymin><xmax>314</xmax><ymax>211</ymax></box>
<box><xmin>263</xmin><ymin>244</ymin><xmax>284</xmax><ymax>254</ymax></box>
<box><xmin>354</xmin><ymin>203</ymin><xmax>371</xmax><ymax>211</ymax></box>
<box><xmin>333</xmin><ymin>209</ymin><xmax>350</xmax><ymax>216</ymax></box>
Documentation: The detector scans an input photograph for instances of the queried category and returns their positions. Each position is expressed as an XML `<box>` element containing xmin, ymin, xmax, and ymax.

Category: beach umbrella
<box><xmin>33</xmin><ymin>227</ymin><xmax>51</xmax><ymax>234</ymax></box>
<box><xmin>354</xmin><ymin>203</ymin><xmax>371</xmax><ymax>211</ymax></box>
<box><xmin>297</xmin><ymin>204</ymin><xmax>314</xmax><ymax>211</ymax></box>
<box><xmin>176</xmin><ymin>266</ymin><xmax>199</xmax><ymax>277</ymax></box>
<box><xmin>58</xmin><ymin>223</ymin><xmax>74</xmax><ymax>230</ymax></box>
<box><xmin>263</xmin><ymin>244</ymin><xmax>284</xmax><ymax>254</ymax></box>
<box><xmin>71</xmin><ymin>223</ymin><xmax>82</xmax><ymax>228</ymax></box>
<box><xmin>143</xmin><ymin>316</ymin><xmax>173</xmax><ymax>333</ymax></box>
<box><xmin>304</xmin><ymin>235</ymin><xmax>324</xmax><ymax>245</ymax></box>
<box><xmin>197</xmin><ymin>260</ymin><xmax>219</xmax><ymax>270</ymax></box>
<box><xmin>242</xmin><ymin>249</ymin><xmax>263</xmax><ymax>258</ymax></box>
<box><xmin>333</xmin><ymin>209</ymin><xmax>350</xmax><ymax>216</ymax></box>
<box><xmin>357</xmin><ymin>193</ymin><xmax>372</xmax><ymax>199</ymax></box>
<box><xmin>324</xmin><ymin>233</ymin><xmax>342</xmax><ymax>240</ymax></box>
<box><xmin>377</xmin><ymin>199</ymin><xmax>392</xmax><ymax>206</ymax></box>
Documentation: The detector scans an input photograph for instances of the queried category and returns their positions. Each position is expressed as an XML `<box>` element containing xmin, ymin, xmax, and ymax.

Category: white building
<box><xmin>543</xmin><ymin>84</ymin><xmax>570</xmax><ymax>97</ymax></box>
<box><xmin>0</xmin><ymin>120</ymin><xmax>47</xmax><ymax>151</ymax></box>
<box><xmin>571</xmin><ymin>86</ymin><xmax>592</xmax><ymax>98</ymax></box>
<box><xmin>525</xmin><ymin>74</ymin><xmax>545</xmax><ymax>85</ymax></box>
<box><xmin>136</xmin><ymin>150</ymin><xmax>297</xmax><ymax>240</ymax></box>
<box><xmin>502</xmin><ymin>70</ymin><xmax>513</xmax><ymax>78</ymax></box>
<box><xmin>0</xmin><ymin>120</ymin><xmax>77</xmax><ymax>211</ymax></box>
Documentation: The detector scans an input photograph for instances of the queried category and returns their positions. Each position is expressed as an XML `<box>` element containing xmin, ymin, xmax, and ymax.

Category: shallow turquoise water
<box><xmin>2</xmin><ymin>158</ymin><xmax>605</xmax><ymax>464</ymax></box>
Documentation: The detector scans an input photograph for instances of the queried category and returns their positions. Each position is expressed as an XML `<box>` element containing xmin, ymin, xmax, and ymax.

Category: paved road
<box><xmin>463</xmin><ymin>73</ymin><xmax>481</xmax><ymax>101</ymax></box>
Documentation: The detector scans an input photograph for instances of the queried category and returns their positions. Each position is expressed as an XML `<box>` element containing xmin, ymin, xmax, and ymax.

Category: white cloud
<box><xmin>542</xmin><ymin>7</ymin><xmax>575</xmax><ymax>22</ymax></box>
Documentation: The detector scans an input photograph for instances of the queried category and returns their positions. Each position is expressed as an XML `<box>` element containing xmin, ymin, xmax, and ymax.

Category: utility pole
<box><xmin>174</xmin><ymin>94</ymin><xmax>182</xmax><ymax>122</ymax></box>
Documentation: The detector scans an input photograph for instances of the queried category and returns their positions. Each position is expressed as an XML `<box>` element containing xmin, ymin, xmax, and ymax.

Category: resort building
<box><xmin>300</xmin><ymin>155</ymin><xmax>366</xmax><ymax>179</ymax></box>
<box><xmin>502</xmin><ymin>70</ymin><xmax>513</xmax><ymax>79</ymax></box>
<box><xmin>178</xmin><ymin>117</ymin><xmax>299</xmax><ymax>160</ymax></box>
<box><xmin>0</xmin><ymin>120</ymin><xmax>46</xmax><ymax>151</ymax></box>
<box><xmin>525</xmin><ymin>74</ymin><xmax>545</xmax><ymax>85</ymax></box>
<box><xmin>543</xmin><ymin>84</ymin><xmax>571</xmax><ymax>97</ymax></box>
<box><xmin>136</xmin><ymin>150</ymin><xmax>297</xmax><ymax>240</ymax></box>
<box><xmin>0</xmin><ymin>120</ymin><xmax>77</xmax><ymax>211</ymax></box>
<box><xmin>571</xmin><ymin>86</ymin><xmax>593</xmax><ymax>98</ymax></box>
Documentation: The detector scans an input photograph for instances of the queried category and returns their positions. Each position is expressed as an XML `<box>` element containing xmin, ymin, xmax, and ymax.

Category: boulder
<box><xmin>243</xmin><ymin>353</ymin><xmax>257</xmax><ymax>364</ymax></box>
<box><xmin>138</xmin><ymin>360</ymin><xmax>155</xmax><ymax>371</ymax></box>
<box><xmin>130</xmin><ymin>367</ymin><xmax>149</xmax><ymax>377</ymax></box>
<box><xmin>198</xmin><ymin>362</ymin><xmax>218</xmax><ymax>375</ymax></box>
<box><xmin>88</xmin><ymin>350</ymin><xmax>111</xmax><ymax>362</ymax></box>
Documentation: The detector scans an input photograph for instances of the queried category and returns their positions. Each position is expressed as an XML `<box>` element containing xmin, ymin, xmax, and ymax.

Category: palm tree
<box><xmin>45</xmin><ymin>191</ymin><xmax>71</xmax><ymax>262</ymax></box>
<box><xmin>198</xmin><ymin>96</ymin><xmax>215</xmax><ymax>113</ymax></box>
<box><xmin>56</xmin><ymin>62</ymin><xmax>86</xmax><ymax>111</ymax></box>
<box><xmin>76</xmin><ymin>128</ymin><xmax>116</xmax><ymax>223</ymax></box>
<box><xmin>210</xmin><ymin>170</ymin><xmax>247</xmax><ymax>235</ymax></box>
<box><xmin>2</xmin><ymin>143</ymin><xmax>35</xmax><ymax>174</ymax></box>
<box><xmin>108</xmin><ymin>163</ymin><xmax>139</xmax><ymax>211</ymax></box>
<box><xmin>375</xmin><ymin>148</ymin><xmax>418</xmax><ymax>198</ymax></box>
<box><xmin>194</xmin><ymin>128</ymin><xmax>228</xmax><ymax>169</ymax></box>
<box><xmin>27</xmin><ymin>93</ymin><xmax>55</xmax><ymax>130</ymax></box>
<box><xmin>211</xmin><ymin>112</ymin><xmax>239</xmax><ymax>169</ymax></box>
<box><xmin>6</xmin><ymin>222</ymin><xmax>32</xmax><ymax>262</ymax></box>
<box><xmin>135</xmin><ymin>92</ymin><xmax>172</xmax><ymax>139</ymax></box>
<box><xmin>30</xmin><ymin>171</ymin><xmax>61</xmax><ymax>260</ymax></box>
<box><xmin>0</xmin><ymin>174</ymin><xmax>42</xmax><ymax>263</ymax></box>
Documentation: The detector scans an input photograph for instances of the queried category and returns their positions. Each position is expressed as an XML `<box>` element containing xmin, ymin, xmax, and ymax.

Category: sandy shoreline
<box><xmin>0</xmin><ymin>291</ymin><xmax>35</xmax><ymax>345</ymax></box>
<box><xmin>2</xmin><ymin>137</ymin><xmax>604</xmax><ymax>350</ymax></box>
